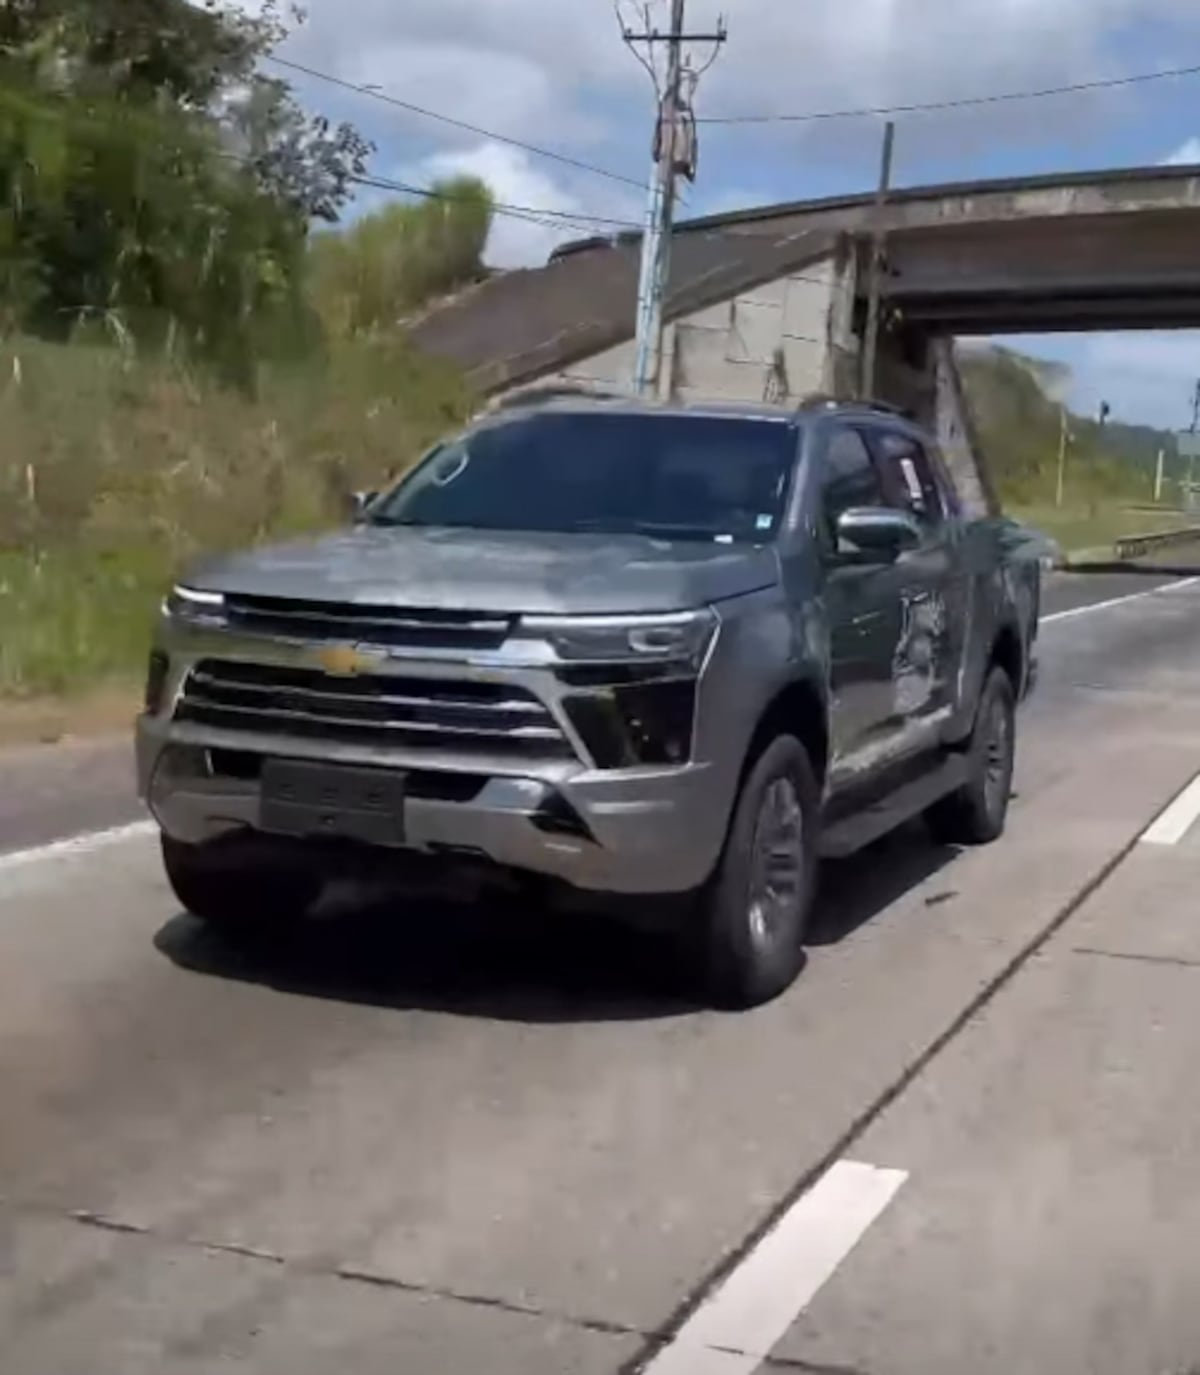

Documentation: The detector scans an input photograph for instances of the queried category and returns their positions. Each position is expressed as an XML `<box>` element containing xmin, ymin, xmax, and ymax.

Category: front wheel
<box><xmin>161</xmin><ymin>833</ymin><xmax>322</xmax><ymax>930</ymax></box>
<box><xmin>926</xmin><ymin>667</ymin><xmax>1016</xmax><ymax>846</ymax></box>
<box><xmin>697</xmin><ymin>735</ymin><xmax>819</xmax><ymax>1010</ymax></box>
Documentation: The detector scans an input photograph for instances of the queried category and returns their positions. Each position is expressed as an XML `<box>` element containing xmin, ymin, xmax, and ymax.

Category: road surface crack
<box><xmin>14</xmin><ymin>1199</ymin><xmax>653</xmax><ymax>1348</ymax></box>
<box><xmin>335</xmin><ymin>1264</ymin><xmax>647</xmax><ymax>1339</ymax></box>
<box><xmin>69</xmin><ymin>1209</ymin><xmax>149</xmax><ymax>1237</ymax></box>
<box><xmin>759</xmin><ymin>1358</ymin><xmax>873</xmax><ymax>1374</ymax></box>
<box><xmin>1072</xmin><ymin>945</ymin><xmax>1200</xmax><ymax>971</ymax></box>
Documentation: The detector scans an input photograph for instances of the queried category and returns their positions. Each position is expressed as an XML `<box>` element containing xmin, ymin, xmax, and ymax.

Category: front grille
<box><xmin>176</xmin><ymin>660</ymin><xmax>572</xmax><ymax>759</ymax></box>
<box><xmin>223</xmin><ymin>595</ymin><xmax>514</xmax><ymax>652</ymax></box>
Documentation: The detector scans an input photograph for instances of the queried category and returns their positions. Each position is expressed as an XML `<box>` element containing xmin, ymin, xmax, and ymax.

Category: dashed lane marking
<box><xmin>640</xmin><ymin>1160</ymin><xmax>908</xmax><ymax>1375</ymax></box>
<box><xmin>1141</xmin><ymin>772</ymin><xmax>1200</xmax><ymax>847</ymax></box>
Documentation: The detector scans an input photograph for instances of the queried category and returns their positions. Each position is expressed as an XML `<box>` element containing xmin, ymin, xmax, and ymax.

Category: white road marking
<box><xmin>642</xmin><ymin>1160</ymin><xmax>908</xmax><ymax>1375</ymax></box>
<box><xmin>1041</xmin><ymin>575</ymin><xmax>1200</xmax><ymax>625</ymax></box>
<box><xmin>0</xmin><ymin>819</ymin><xmax>156</xmax><ymax>876</ymax></box>
<box><xmin>1141</xmin><ymin>773</ymin><xmax>1200</xmax><ymax>846</ymax></box>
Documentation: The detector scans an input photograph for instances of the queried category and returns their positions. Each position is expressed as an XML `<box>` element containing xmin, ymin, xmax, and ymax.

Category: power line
<box><xmin>265</xmin><ymin>53</ymin><xmax>646</xmax><ymax>192</ymax></box>
<box><xmin>350</xmin><ymin>174</ymin><xmax>838</xmax><ymax>290</ymax></box>
<box><xmin>699</xmin><ymin>59</ymin><xmax>1200</xmax><ymax>126</ymax></box>
<box><xmin>350</xmin><ymin>173</ymin><xmax>641</xmax><ymax>233</ymax></box>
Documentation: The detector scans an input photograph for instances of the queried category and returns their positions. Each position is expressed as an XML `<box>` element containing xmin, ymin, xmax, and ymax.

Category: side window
<box><xmin>926</xmin><ymin>445</ymin><xmax>963</xmax><ymax>519</ymax></box>
<box><xmin>871</xmin><ymin>430</ymin><xmax>944</xmax><ymax>525</ymax></box>
<box><xmin>820</xmin><ymin>427</ymin><xmax>883</xmax><ymax>542</ymax></box>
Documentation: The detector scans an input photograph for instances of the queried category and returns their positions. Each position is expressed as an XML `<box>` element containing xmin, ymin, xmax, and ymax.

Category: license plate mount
<box><xmin>260</xmin><ymin>759</ymin><xmax>406</xmax><ymax>846</ymax></box>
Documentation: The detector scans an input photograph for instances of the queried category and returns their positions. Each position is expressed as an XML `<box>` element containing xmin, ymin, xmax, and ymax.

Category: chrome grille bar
<box><xmin>177</xmin><ymin>660</ymin><xmax>573</xmax><ymax>759</ymax></box>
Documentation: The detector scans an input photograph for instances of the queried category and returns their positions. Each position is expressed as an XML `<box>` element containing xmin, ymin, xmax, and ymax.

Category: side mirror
<box><xmin>349</xmin><ymin>490</ymin><xmax>378</xmax><ymax>523</ymax></box>
<box><xmin>836</xmin><ymin>506</ymin><xmax>921</xmax><ymax>559</ymax></box>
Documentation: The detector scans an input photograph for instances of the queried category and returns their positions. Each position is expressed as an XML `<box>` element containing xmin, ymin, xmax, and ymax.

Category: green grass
<box><xmin>0</xmin><ymin>334</ymin><xmax>472</xmax><ymax>699</ymax></box>
<box><xmin>0</xmin><ymin>547</ymin><xmax>167</xmax><ymax>697</ymax></box>
<box><xmin>1005</xmin><ymin>502</ymin><xmax>1197</xmax><ymax>556</ymax></box>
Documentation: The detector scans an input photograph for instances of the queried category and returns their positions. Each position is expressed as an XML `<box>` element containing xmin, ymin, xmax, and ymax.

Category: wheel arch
<box><xmin>744</xmin><ymin>673</ymin><xmax>830</xmax><ymax>789</ymax></box>
<box><xmin>990</xmin><ymin>618</ymin><xmax>1025</xmax><ymax>696</ymax></box>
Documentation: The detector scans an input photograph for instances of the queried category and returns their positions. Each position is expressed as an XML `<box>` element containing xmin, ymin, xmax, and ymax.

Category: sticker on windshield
<box><xmin>755</xmin><ymin>513</ymin><xmax>773</xmax><ymax>530</ymax></box>
<box><xmin>433</xmin><ymin>450</ymin><xmax>470</xmax><ymax>486</ymax></box>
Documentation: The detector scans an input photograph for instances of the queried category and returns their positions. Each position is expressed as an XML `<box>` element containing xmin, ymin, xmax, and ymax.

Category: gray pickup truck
<box><xmin>138</xmin><ymin>394</ymin><xmax>1040</xmax><ymax>1007</ymax></box>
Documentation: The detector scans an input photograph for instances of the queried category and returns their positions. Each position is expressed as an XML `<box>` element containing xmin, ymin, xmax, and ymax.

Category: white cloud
<box><xmin>408</xmin><ymin>142</ymin><xmax>639</xmax><ymax>268</ymax></box>
<box><xmin>281</xmin><ymin>0</ymin><xmax>1200</xmax><ymax>146</ymax></box>
<box><xmin>1163</xmin><ymin>137</ymin><xmax>1200</xmax><ymax>165</ymax></box>
<box><xmin>1044</xmin><ymin>332</ymin><xmax>1200</xmax><ymax>429</ymax></box>
<box><xmin>264</xmin><ymin>0</ymin><xmax>1200</xmax><ymax>248</ymax></box>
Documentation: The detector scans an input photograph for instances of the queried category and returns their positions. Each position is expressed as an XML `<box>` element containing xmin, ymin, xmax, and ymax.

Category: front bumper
<box><xmin>136</xmin><ymin>714</ymin><xmax>722</xmax><ymax>897</ymax></box>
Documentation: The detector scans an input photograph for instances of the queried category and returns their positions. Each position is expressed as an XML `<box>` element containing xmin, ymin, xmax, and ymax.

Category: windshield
<box><xmin>368</xmin><ymin>410</ymin><xmax>796</xmax><ymax>543</ymax></box>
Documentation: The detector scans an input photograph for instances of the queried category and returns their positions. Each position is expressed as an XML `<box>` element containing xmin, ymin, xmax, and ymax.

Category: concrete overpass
<box><xmin>414</xmin><ymin>162</ymin><xmax>1200</xmax><ymax>517</ymax></box>
<box><xmin>673</xmin><ymin>160</ymin><xmax>1200</xmax><ymax>336</ymax></box>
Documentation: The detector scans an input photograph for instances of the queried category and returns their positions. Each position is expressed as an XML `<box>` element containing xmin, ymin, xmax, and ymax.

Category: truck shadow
<box><xmin>154</xmin><ymin>826</ymin><xmax>959</xmax><ymax>1024</ymax></box>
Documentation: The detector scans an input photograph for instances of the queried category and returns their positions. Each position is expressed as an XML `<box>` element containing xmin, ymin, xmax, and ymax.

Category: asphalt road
<box><xmin>4</xmin><ymin>567</ymin><xmax>1200</xmax><ymax>1374</ymax></box>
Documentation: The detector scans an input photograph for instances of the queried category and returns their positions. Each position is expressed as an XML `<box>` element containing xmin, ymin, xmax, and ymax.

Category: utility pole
<box><xmin>1188</xmin><ymin>378</ymin><xmax>1200</xmax><ymax>511</ymax></box>
<box><xmin>1154</xmin><ymin>447</ymin><xmax>1165</xmax><ymax>503</ymax></box>
<box><xmin>1055</xmin><ymin>404</ymin><xmax>1070</xmax><ymax>510</ymax></box>
<box><xmin>861</xmin><ymin>121</ymin><xmax>896</xmax><ymax>401</ymax></box>
<box><xmin>623</xmin><ymin>2</ymin><xmax>726</xmax><ymax>397</ymax></box>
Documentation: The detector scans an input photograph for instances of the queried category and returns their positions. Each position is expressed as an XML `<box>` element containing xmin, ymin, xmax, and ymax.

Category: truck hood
<box><xmin>185</xmin><ymin>526</ymin><xmax>779</xmax><ymax>616</ymax></box>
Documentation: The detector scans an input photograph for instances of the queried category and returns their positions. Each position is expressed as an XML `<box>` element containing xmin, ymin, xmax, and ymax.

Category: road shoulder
<box><xmin>772</xmin><ymin>774</ymin><xmax>1200</xmax><ymax>1375</ymax></box>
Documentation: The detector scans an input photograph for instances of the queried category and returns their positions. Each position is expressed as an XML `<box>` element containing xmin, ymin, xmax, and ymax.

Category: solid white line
<box><xmin>1041</xmin><ymin>575</ymin><xmax>1200</xmax><ymax>625</ymax></box>
<box><xmin>1141</xmin><ymin>773</ymin><xmax>1200</xmax><ymax>846</ymax></box>
<box><xmin>0</xmin><ymin>819</ymin><xmax>156</xmax><ymax>876</ymax></box>
<box><xmin>642</xmin><ymin>1160</ymin><xmax>908</xmax><ymax>1375</ymax></box>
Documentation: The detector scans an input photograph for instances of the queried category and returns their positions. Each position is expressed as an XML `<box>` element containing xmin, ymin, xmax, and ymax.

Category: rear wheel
<box><xmin>926</xmin><ymin>667</ymin><xmax>1016</xmax><ymax>846</ymax></box>
<box><xmin>697</xmin><ymin>735</ymin><xmax>818</xmax><ymax>1009</ymax></box>
<box><xmin>161</xmin><ymin>833</ymin><xmax>322</xmax><ymax>930</ymax></box>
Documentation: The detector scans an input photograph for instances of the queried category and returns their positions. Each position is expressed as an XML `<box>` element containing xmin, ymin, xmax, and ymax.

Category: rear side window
<box><xmin>820</xmin><ymin>427</ymin><xmax>883</xmax><ymax>540</ymax></box>
<box><xmin>870</xmin><ymin>430</ymin><xmax>944</xmax><ymax>525</ymax></box>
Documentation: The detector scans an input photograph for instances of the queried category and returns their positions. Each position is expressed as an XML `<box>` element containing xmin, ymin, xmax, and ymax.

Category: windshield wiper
<box><xmin>630</xmin><ymin>521</ymin><xmax>738</xmax><ymax>542</ymax></box>
<box><xmin>367</xmin><ymin>517</ymin><xmax>483</xmax><ymax>530</ymax></box>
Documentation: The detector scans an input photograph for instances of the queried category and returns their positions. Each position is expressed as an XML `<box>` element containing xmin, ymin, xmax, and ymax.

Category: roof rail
<box><xmin>488</xmin><ymin>382</ymin><xmax>630</xmax><ymax>413</ymax></box>
<box><xmin>857</xmin><ymin>398</ymin><xmax>912</xmax><ymax>417</ymax></box>
<box><xmin>793</xmin><ymin>393</ymin><xmax>915</xmax><ymax>420</ymax></box>
<box><xmin>547</xmin><ymin>235</ymin><xmax>616</xmax><ymax>264</ymax></box>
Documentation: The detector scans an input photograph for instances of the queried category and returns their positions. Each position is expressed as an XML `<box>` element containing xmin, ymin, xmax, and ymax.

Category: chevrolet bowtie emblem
<box><xmin>317</xmin><ymin>644</ymin><xmax>376</xmax><ymax>677</ymax></box>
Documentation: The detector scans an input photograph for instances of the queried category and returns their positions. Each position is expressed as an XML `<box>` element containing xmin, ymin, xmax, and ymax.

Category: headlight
<box><xmin>164</xmin><ymin>585</ymin><xmax>226</xmax><ymax>623</ymax></box>
<box><xmin>520</xmin><ymin>608</ymin><xmax>718</xmax><ymax>666</ymax></box>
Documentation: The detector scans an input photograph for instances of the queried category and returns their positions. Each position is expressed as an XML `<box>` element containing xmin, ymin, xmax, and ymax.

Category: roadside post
<box><xmin>1178</xmin><ymin>432</ymin><xmax>1200</xmax><ymax>513</ymax></box>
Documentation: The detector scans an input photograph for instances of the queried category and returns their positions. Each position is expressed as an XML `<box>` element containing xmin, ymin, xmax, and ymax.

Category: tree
<box><xmin>0</xmin><ymin>0</ymin><xmax>371</xmax><ymax>222</ymax></box>
<box><xmin>0</xmin><ymin>0</ymin><xmax>371</xmax><ymax>380</ymax></box>
<box><xmin>309</xmin><ymin>181</ymin><xmax>493</xmax><ymax>339</ymax></box>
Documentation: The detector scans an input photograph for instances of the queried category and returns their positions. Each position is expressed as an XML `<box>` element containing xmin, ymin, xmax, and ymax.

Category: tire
<box><xmin>161</xmin><ymin>833</ymin><xmax>321</xmax><ymax>930</ymax></box>
<box><xmin>926</xmin><ymin>667</ymin><xmax>1016</xmax><ymax>846</ymax></box>
<box><xmin>697</xmin><ymin>735</ymin><xmax>819</xmax><ymax>1010</ymax></box>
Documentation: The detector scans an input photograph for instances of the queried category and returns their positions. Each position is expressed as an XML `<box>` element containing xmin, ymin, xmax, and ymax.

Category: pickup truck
<box><xmin>137</xmin><ymin>394</ymin><xmax>1040</xmax><ymax>1008</ymax></box>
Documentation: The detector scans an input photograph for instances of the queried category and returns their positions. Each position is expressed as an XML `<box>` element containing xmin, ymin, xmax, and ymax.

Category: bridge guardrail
<box><xmin>1113</xmin><ymin>526</ymin><xmax>1200</xmax><ymax>561</ymax></box>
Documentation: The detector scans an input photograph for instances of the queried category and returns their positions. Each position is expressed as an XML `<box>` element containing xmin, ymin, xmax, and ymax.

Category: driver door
<box><xmin>817</xmin><ymin>425</ymin><xmax>906</xmax><ymax>768</ymax></box>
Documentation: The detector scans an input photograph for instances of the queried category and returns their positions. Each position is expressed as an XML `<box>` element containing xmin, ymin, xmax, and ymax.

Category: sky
<box><xmin>261</xmin><ymin>0</ymin><xmax>1200</xmax><ymax>432</ymax></box>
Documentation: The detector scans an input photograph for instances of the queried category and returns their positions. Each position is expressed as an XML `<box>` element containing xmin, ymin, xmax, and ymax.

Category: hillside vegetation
<box><xmin>0</xmin><ymin>1</ymin><xmax>488</xmax><ymax>700</ymax></box>
<box><xmin>962</xmin><ymin>344</ymin><xmax>1177</xmax><ymax>509</ymax></box>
